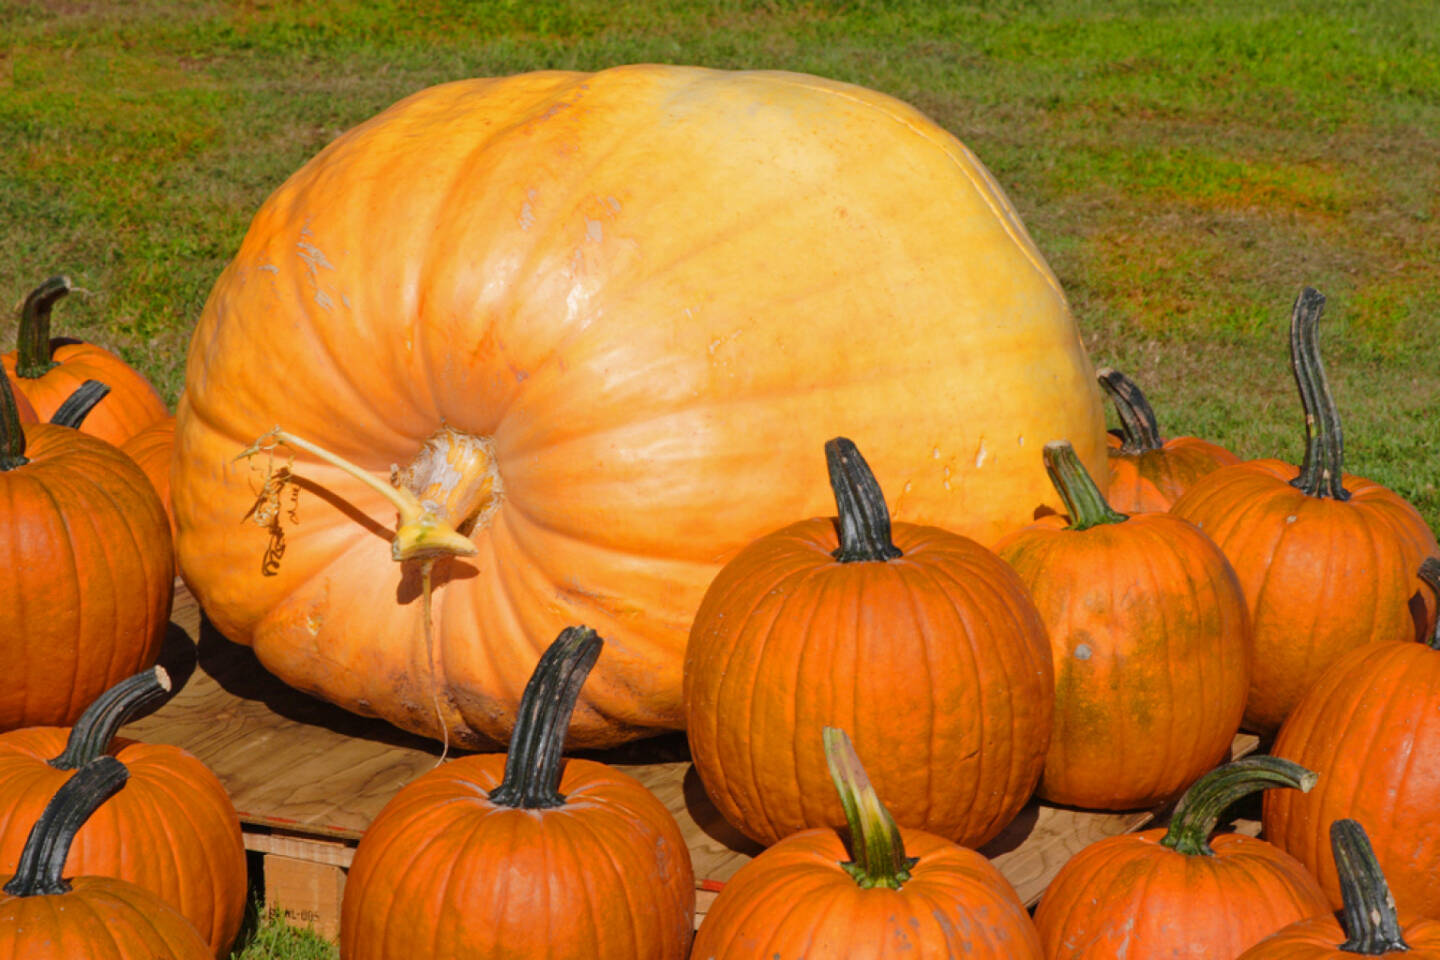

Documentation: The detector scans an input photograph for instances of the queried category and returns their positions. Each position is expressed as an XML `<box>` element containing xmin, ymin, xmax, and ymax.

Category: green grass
<box><xmin>232</xmin><ymin>908</ymin><xmax>337</xmax><ymax>960</ymax></box>
<box><xmin>1</xmin><ymin>0</ymin><xmax>1435</xmax><ymax>529</ymax></box>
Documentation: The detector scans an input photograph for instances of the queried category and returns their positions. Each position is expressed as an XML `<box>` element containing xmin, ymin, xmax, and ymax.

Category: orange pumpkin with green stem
<box><xmin>172</xmin><ymin>65</ymin><xmax>1109</xmax><ymax>749</ymax></box>
<box><xmin>1034</xmin><ymin>756</ymin><xmax>1330</xmax><ymax>958</ymax></box>
<box><xmin>0</xmin><ymin>667</ymin><xmax>247</xmax><ymax>956</ymax></box>
<box><xmin>1171</xmin><ymin>288</ymin><xmax>1427</xmax><ymax>734</ymax></box>
<box><xmin>340</xmin><ymin>626</ymin><xmax>694</xmax><ymax>959</ymax></box>
<box><xmin>0</xmin><ymin>756</ymin><xmax>211</xmax><ymax>960</ymax></box>
<box><xmin>1</xmin><ymin>276</ymin><xmax>167</xmax><ymax>447</ymax></box>
<box><xmin>692</xmin><ymin>727</ymin><xmax>1042</xmax><ymax>959</ymax></box>
<box><xmin>1237</xmin><ymin>820</ymin><xmax>1440</xmax><ymax>958</ymax></box>
<box><xmin>993</xmin><ymin>440</ymin><xmax>1249</xmax><ymax>808</ymax></box>
<box><xmin>1262</xmin><ymin>557</ymin><xmax>1440</xmax><ymax>919</ymax></box>
<box><xmin>1097</xmin><ymin>366</ymin><xmax>1240</xmax><ymax>512</ymax></box>
<box><xmin>0</xmin><ymin>367</ymin><xmax>172</xmax><ymax>731</ymax></box>
<box><xmin>685</xmin><ymin>437</ymin><xmax>1052</xmax><ymax>847</ymax></box>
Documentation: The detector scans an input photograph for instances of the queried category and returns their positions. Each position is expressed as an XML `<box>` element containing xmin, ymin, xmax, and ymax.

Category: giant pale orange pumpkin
<box><xmin>1261</xmin><ymin>558</ymin><xmax>1440</xmax><ymax>920</ymax></box>
<box><xmin>341</xmin><ymin>627</ymin><xmax>694</xmax><ymax>959</ymax></box>
<box><xmin>1171</xmin><ymin>289</ymin><xmax>1425</xmax><ymax>734</ymax></box>
<box><xmin>0</xmin><ymin>368</ymin><xmax>173</xmax><ymax>731</ymax></box>
<box><xmin>0</xmin><ymin>756</ymin><xmax>212</xmax><ymax>960</ymax></box>
<box><xmin>685</xmin><ymin>438</ymin><xmax>1052</xmax><ymax>847</ymax></box>
<box><xmin>2</xmin><ymin>276</ymin><xmax>168</xmax><ymax>447</ymax></box>
<box><xmin>173</xmin><ymin>65</ymin><xmax>1107</xmax><ymax>748</ymax></box>
<box><xmin>0</xmin><ymin>668</ymin><xmax>247</xmax><ymax>957</ymax></box>
<box><xmin>993</xmin><ymin>440</ymin><xmax>1249</xmax><ymax>809</ymax></box>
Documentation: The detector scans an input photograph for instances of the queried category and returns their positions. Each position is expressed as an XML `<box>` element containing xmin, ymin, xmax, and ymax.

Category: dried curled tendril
<box><xmin>239</xmin><ymin>430</ymin><xmax>300</xmax><ymax>576</ymax></box>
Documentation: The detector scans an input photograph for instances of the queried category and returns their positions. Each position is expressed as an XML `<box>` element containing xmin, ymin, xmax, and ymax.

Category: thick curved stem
<box><xmin>823</xmin><ymin>727</ymin><xmax>916</xmax><ymax>889</ymax></box>
<box><xmin>1333</xmin><ymin>819</ymin><xmax>1409</xmax><ymax>953</ymax></box>
<box><xmin>0</xmin><ymin>368</ymin><xmax>28</xmax><ymax>471</ymax></box>
<box><xmin>16</xmin><ymin>276</ymin><xmax>70</xmax><ymax>379</ymax></box>
<box><xmin>50</xmin><ymin>667</ymin><xmax>171</xmax><ymax>770</ymax></box>
<box><xmin>488</xmin><ymin>626</ymin><xmax>603</xmax><ymax>809</ymax></box>
<box><xmin>3</xmin><ymin>756</ymin><xmax>128</xmax><ymax>897</ymax></box>
<box><xmin>48</xmin><ymin>380</ymin><xmax>110</xmax><ymax>429</ymax></box>
<box><xmin>825</xmin><ymin>437</ymin><xmax>902</xmax><ymax>563</ymax></box>
<box><xmin>1096</xmin><ymin>368</ymin><xmax>1164</xmax><ymax>454</ymax></box>
<box><xmin>1160</xmin><ymin>757</ymin><xmax>1316</xmax><ymax>856</ymax></box>
<box><xmin>236</xmin><ymin>427</ymin><xmax>477</xmax><ymax>562</ymax></box>
<box><xmin>1421</xmin><ymin>558</ymin><xmax>1440</xmax><ymax>651</ymax></box>
<box><xmin>1044</xmin><ymin>440</ymin><xmax>1127</xmax><ymax>530</ymax></box>
<box><xmin>1288</xmin><ymin>287</ymin><xmax>1349</xmax><ymax>501</ymax></box>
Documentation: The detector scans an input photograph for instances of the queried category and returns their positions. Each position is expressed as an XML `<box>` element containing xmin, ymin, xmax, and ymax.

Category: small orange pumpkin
<box><xmin>0</xmin><ymin>667</ymin><xmax>247</xmax><ymax>956</ymax></box>
<box><xmin>0</xmin><ymin>756</ymin><xmax>212</xmax><ymax>960</ymax></box>
<box><xmin>692</xmin><ymin>727</ymin><xmax>1042</xmax><ymax>959</ymax></box>
<box><xmin>1171</xmin><ymin>288</ymin><xmax>1424</xmax><ymax>734</ymax></box>
<box><xmin>993</xmin><ymin>440</ymin><xmax>1250</xmax><ymax>809</ymax></box>
<box><xmin>0</xmin><ymin>368</ymin><xmax>172</xmax><ymax>731</ymax></box>
<box><xmin>1097</xmin><ymin>367</ymin><xmax>1241</xmax><ymax>512</ymax></box>
<box><xmin>685</xmin><ymin>437</ymin><xmax>1053</xmax><ymax>847</ymax></box>
<box><xmin>1033</xmin><ymin>756</ymin><xmax>1331</xmax><ymax>958</ymax></box>
<box><xmin>1237</xmin><ymin>820</ymin><xmax>1440</xmax><ymax>958</ymax></box>
<box><xmin>1262</xmin><ymin>558</ymin><xmax>1440</xmax><ymax>919</ymax></box>
<box><xmin>341</xmin><ymin>626</ymin><xmax>695</xmax><ymax>959</ymax></box>
<box><xmin>2</xmin><ymin>276</ymin><xmax>168</xmax><ymax>447</ymax></box>
<box><xmin>120</xmin><ymin>414</ymin><xmax>177</xmax><ymax>536</ymax></box>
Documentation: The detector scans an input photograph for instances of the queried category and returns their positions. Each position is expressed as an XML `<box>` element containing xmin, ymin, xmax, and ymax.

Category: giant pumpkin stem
<box><xmin>237</xmin><ymin>428</ymin><xmax>478</xmax><ymax>563</ymax></box>
<box><xmin>3</xmin><ymin>756</ymin><xmax>128</xmax><ymax>897</ymax></box>
<box><xmin>823</xmin><ymin>726</ymin><xmax>917</xmax><ymax>889</ymax></box>
<box><xmin>826</xmin><ymin>437</ymin><xmax>902</xmax><ymax>563</ymax></box>
<box><xmin>488</xmin><ymin>626</ymin><xmax>603</xmax><ymax>809</ymax></box>
<box><xmin>0</xmin><ymin>368</ymin><xmax>27</xmax><ymax>471</ymax></box>
<box><xmin>48</xmin><ymin>380</ymin><xmax>110</xmax><ymax>429</ymax></box>
<box><xmin>1160</xmin><ymin>757</ymin><xmax>1317</xmax><ymax>856</ymax></box>
<box><xmin>1421</xmin><ymin>558</ymin><xmax>1440</xmax><ymax>651</ymax></box>
<box><xmin>1044</xmin><ymin>440</ymin><xmax>1127</xmax><ymax>530</ymax></box>
<box><xmin>1096</xmin><ymin>368</ymin><xmax>1164</xmax><ymax>454</ymax></box>
<box><xmin>1332</xmin><ymin>819</ymin><xmax>1409</xmax><ymax>954</ymax></box>
<box><xmin>15</xmin><ymin>275</ymin><xmax>69</xmax><ymax>379</ymax></box>
<box><xmin>49</xmin><ymin>667</ymin><xmax>170</xmax><ymax>770</ymax></box>
<box><xmin>1288</xmin><ymin>287</ymin><xmax>1349</xmax><ymax>501</ymax></box>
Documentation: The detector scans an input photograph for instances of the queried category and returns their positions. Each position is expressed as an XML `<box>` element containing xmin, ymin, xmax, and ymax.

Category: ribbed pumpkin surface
<box><xmin>120</xmin><ymin>415</ymin><xmax>176</xmax><ymax>536</ymax></box>
<box><xmin>2</xmin><ymin>344</ymin><xmax>167</xmax><ymax>448</ymax></box>
<box><xmin>685</xmin><ymin>519</ymin><xmax>1052</xmax><ymax>847</ymax></box>
<box><xmin>173</xmin><ymin>65</ymin><xmax>1107</xmax><ymax>748</ymax></box>
<box><xmin>341</xmin><ymin>754</ymin><xmax>694</xmax><ymax>959</ymax></box>
<box><xmin>0</xmin><ymin>875</ymin><xmax>213</xmax><ymax>960</ymax></box>
<box><xmin>692</xmin><ymin>825</ymin><xmax>1041</xmax><ymax>959</ymax></box>
<box><xmin>1264</xmin><ymin>641</ymin><xmax>1440</xmax><ymax>918</ymax></box>
<box><xmin>0</xmin><ymin>425</ymin><xmax>172</xmax><ymax>730</ymax></box>
<box><xmin>0</xmin><ymin>729</ymin><xmax>246</xmax><ymax>957</ymax></box>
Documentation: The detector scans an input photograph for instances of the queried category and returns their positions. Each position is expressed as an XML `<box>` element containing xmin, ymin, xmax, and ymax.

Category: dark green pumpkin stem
<box><xmin>823</xmin><ymin>726</ymin><xmax>917</xmax><ymax>889</ymax></box>
<box><xmin>49</xmin><ymin>380</ymin><xmax>110</xmax><ymax>429</ymax></box>
<box><xmin>825</xmin><ymin>437</ymin><xmax>902</xmax><ymax>563</ymax></box>
<box><xmin>1288</xmin><ymin>287</ymin><xmax>1349</xmax><ymax>501</ymax></box>
<box><xmin>1160</xmin><ymin>757</ymin><xmax>1317</xmax><ymax>856</ymax></box>
<box><xmin>16</xmin><ymin>276</ymin><xmax>70</xmax><ymax>379</ymax></box>
<box><xmin>487</xmin><ymin>626</ymin><xmax>602</xmax><ymax>809</ymax></box>
<box><xmin>1333</xmin><ymin>819</ymin><xmax>1409</xmax><ymax>954</ymax></box>
<box><xmin>1421</xmin><ymin>558</ymin><xmax>1440</xmax><ymax>651</ymax></box>
<box><xmin>1044</xmin><ymin>440</ymin><xmax>1127</xmax><ymax>530</ymax></box>
<box><xmin>0</xmin><ymin>367</ymin><xmax>27</xmax><ymax>471</ymax></box>
<box><xmin>50</xmin><ymin>667</ymin><xmax>171</xmax><ymax>770</ymax></box>
<box><xmin>1096</xmin><ymin>367</ymin><xmax>1164</xmax><ymax>454</ymax></box>
<box><xmin>3</xmin><ymin>756</ymin><xmax>128</xmax><ymax>897</ymax></box>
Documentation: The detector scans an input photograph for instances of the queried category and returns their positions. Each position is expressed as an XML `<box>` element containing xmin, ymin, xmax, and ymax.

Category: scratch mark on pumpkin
<box><xmin>974</xmin><ymin>438</ymin><xmax>989</xmax><ymax>468</ymax></box>
<box><xmin>296</xmin><ymin>242</ymin><xmax>336</xmax><ymax>273</ymax></box>
<box><xmin>585</xmin><ymin>218</ymin><xmax>604</xmax><ymax>243</ymax></box>
<box><xmin>314</xmin><ymin>289</ymin><xmax>334</xmax><ymax>311</ymax></box>
<box><xmin>519</xmin><ymin>202</ymin><xmax>536</xmax><ymax>230</ymax></box>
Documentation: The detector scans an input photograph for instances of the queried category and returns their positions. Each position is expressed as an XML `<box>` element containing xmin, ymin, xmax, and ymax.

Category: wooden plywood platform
<box><xmin>123</xmin><ymin>582</ymin><xmax>1259</xmax><ymax>942</ymax></box>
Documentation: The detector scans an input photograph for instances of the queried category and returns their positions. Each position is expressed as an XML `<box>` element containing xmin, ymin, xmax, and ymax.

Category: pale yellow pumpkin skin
<box><xmin>174</xmin><ymin>65</ymin><xmax>1106</xmax><ymax>748</ymax></box>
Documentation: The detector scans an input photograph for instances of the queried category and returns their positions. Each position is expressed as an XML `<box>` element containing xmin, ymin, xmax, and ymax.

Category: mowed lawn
<box><xmin>2</xmin><ymin>2</ymin><xmax>1437</xmax><ymax>954</ymax></box>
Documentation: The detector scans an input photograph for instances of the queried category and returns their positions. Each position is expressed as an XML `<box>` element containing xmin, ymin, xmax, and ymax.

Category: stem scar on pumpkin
<box><xmin>236</xmin><ymin>426</ymin><xmax>477</xmax><ymax>763</ymax></box>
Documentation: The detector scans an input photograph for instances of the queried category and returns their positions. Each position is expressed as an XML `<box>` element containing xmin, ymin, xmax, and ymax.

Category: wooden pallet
<box><xmin>123</xmin><ymin>582</ymin><xmax>1259</xmax><ymax>942</ymax></box>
